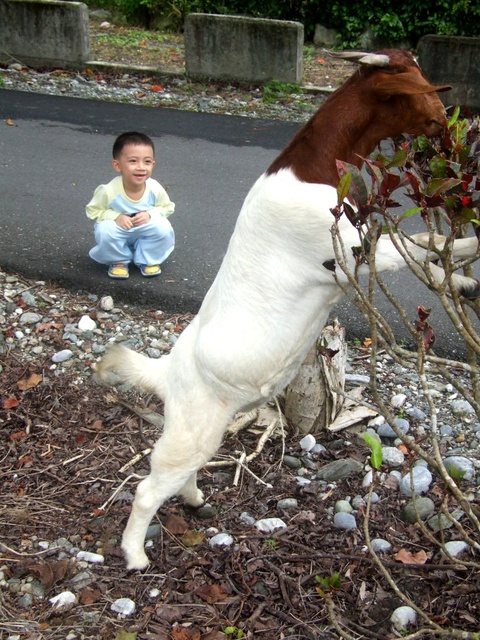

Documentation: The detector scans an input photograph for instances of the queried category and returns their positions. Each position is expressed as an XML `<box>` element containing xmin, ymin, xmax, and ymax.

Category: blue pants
<box><xmin>89</xmin><ymin>218</ymin><xmax>175</xmax><ymax>266</ymax></box>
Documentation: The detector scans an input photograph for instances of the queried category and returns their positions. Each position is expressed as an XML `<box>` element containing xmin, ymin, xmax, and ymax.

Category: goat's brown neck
<box><xmin>266</xmin><ymin>75</ymin><xmax>394</xmax><ymax>188</ymax></box>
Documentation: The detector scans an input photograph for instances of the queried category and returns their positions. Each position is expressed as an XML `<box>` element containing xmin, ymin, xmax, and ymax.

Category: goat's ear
<box><xmin>372</xmin><ymin>71</ymin><xmax>452</xmax><ymax>98</ymax></box>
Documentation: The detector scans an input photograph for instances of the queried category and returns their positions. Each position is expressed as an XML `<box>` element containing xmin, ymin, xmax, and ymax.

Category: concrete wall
<box><xmin>185</xmin><ymin>13</ymin><xmax>303</xmax><ymax>84</ymax></box>
<box><xmin>418</xmin><ymin>35</ymin><xmax>480</xmax><ymax>112</ymax></box>
<box><xmin>0</xmin><ymin>0</ymin><xmax>89</xmax><ymax>68</ymax></box>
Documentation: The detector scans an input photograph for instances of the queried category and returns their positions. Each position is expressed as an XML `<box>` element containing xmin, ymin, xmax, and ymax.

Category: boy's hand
<box><xmin>115</xmin><ymin>212</ymin><xmax>151</xmax><ymax>230</ymax></box>
<box><xmin>131</xmin><ymin>211</ymin><xmax>151</xmax><ymax>227</ymax></box>
<box><xmin>115</xmin><ymin>213</ymin><xmax>134</xmax><ymax>230</ymax></box>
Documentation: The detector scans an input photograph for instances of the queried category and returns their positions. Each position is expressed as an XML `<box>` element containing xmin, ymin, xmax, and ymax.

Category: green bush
<box><xmin>85</xmin><ymin>0</ymin><xmax>480</xmax><ymax>45</ymax></box>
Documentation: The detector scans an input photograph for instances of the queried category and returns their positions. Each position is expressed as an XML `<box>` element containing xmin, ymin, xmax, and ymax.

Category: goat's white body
<box><xmin>97</xmin><ymin>168</ymin><xmax>480</xmax><ymax>570</ymax></box>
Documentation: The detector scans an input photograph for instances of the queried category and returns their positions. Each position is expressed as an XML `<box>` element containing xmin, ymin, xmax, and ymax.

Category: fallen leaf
<box><xmin>182</xmin><ymin>529</ymin><xmax>205</xmax><ymax>547</ymax></box>
<box><xmin>6</xmin><ymin>118</ymin><xmax>16</xmax><ymax>126</ymax></box>
<box><xmin>152</xmin><ymin>84</ymin><xmax>163</xmax><ymax>92</ymax></box>
<box><xmin>171</xmin><ymin>628</ymin><xmax>200</xmax><ymax>640</ymax></box>
<box><xmin>17</xmin><ymin>373</ymin><xmax>43</xmax><ymax>390</ymax></box>
<box><xmin>79</xmin><ymin>587</ymin><xmax>103</xmax><ymax>605</ymax></box>
<box><xmin>113</xmin><ymin>631</ymin><xmax>137</xmax><ymax>640</ymax></box>
<box><xmin>165</xmin><ymin>513</ymin><xmax>188</xmax><ymax>535</ymax></box>
<box><xmin>395</xmin><ymin>548</ymin><xmax>430</xmax><ymax>564</ymax></box>
<box><xmin>26</xmin><ymin>559</ymin><xmax>69</xmax><ymax>589</ymax></box>
<box><xmin>16</xmin><ymin>454</ymin><xmax>33</xmax><ymax>468</ymax></box>
<box><xmin>10</xmin><ymin>430</ymin><xmax>27</xmax><ymax>441</ymax></box>
<box><xmin>3</xmin><ymin>397</ymin><xmax>20</xmax><ymax>409</ymax></box>
<box><xmin>195</xmin><ymin>583</ymin><xmax>228</xmax><ymax>604</ymax></box>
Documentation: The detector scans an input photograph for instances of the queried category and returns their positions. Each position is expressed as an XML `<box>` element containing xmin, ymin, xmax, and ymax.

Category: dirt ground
<box><xmin>88</xmin><ymin>20</ymin><xmax>356</xmax><ymax>89</ymax></box>
<box><xmin>1</xmin><ymin>276</ymin><xmax>479</xmax><ymax>640</ymax></box>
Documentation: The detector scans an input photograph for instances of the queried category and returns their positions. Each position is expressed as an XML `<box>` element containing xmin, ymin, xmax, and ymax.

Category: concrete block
<box><xmin>0</xmin><ymin>0</ymin><xmax>90</xmax><ymax>68</ymax></box>
<box><xmin>417</xmin><ymin>35</ymin><xmax>480</xmax><ymax>112</ymax></box>
<box><xmin>185</xmin><ymin>13</ymin><xmax>303</xmax><ymax>84</ymax></box>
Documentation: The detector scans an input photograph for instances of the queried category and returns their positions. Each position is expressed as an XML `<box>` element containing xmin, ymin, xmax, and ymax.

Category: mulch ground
<box><xmin>1</xmin><ymin>297</ymin><xmax>479</xmax><ymax>639</ymax></box>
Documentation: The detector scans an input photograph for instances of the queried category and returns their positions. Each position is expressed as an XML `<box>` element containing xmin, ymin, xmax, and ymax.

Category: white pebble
<box><xmin>111</xmin><ymin>597</ymin><xmax>136</xmax><ymax>616</ymax></box>
<box><xmin>239</xmin><ymin>512</ymin><xmax>255</xmax><ymax>525</ymax></box>
<box><xmin>76</xmin><ymin>551</ymin><xmax>104</xmax><ymax>563</ymax></box>
<box><xmin>78</xmin><ymin>315</ymin><xmax>96</xmax><ymax>331</ymax></box>
<box><xmin>255</xmin><ymin>518</ymin><xmax>287</xmax><ymax>533</ymax></box>
<box><xmin>295</xmin><ymin>476</ymin><xmax>311</xmax><ymax>486</ymax></box>
<box><xmin>362</xmin><ymin>470</ymin><xmax>373</xmax><ymax>487</ymax></box>
<box><xmin>49</xmin><ymin>590</ymin><xmax>77</xmax><ymax>611</ymax></box>
<box><xmin>443</xmin><ymin>540</ymin><xmax>469</xmax><ymax>558</ymax></box>
<box><xmin>209</xmin><ymin>532</ymin><xmax>234</xmax><ymax>548</ymax></box>
<box><xmin>100</xmin><ymin>295</ymin><xmax>114</xmax><ymax>311</ymax></box>
<box><xmin>391</xmin><ymin>393</ymin><xmax>407</xmax><ymax>408</ymax></box>
<box><xmin>299</xmin><ymin>434</ymin><xmax>316</xmax><ymax>451</ymax></box>
<box><xmin>52</xmin><ymin>349</ymin><xmax>73</xmax><ymax>363</ymax></box>
<box><xmin>390</xmin><ymin>605</ymin><xmax>417</xmax><ymax>631</ymax></box>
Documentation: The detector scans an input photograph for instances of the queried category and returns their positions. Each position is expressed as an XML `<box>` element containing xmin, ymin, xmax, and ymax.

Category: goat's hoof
<box><xmin>187</xmin><ymin>489</ymin><xmax>205</xmax><ymax>508</ymax></box>
<box><xmin>123</xmin><ymin>549</ymin><xmax>150</xmax><ymax>571</ymax></box>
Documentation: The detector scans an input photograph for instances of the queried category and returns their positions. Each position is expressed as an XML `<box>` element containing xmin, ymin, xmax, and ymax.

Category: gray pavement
<box><xmin>0</xmin><ymin>89</ymin><xmax>477</xmax><ymax>358</ymax></box>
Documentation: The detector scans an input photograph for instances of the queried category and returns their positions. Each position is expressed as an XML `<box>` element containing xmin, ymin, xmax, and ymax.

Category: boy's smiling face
<box><xmin>112</xmin><ymin>142</ymin><xmax>156</xmax><ymax>192</ymax></box>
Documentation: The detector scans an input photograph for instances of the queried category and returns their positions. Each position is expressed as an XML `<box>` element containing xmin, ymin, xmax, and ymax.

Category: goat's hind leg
<box><xmin>121</xmin><ymin>407</ymin><xmax>230</xmax><ymax>570</ymax></box>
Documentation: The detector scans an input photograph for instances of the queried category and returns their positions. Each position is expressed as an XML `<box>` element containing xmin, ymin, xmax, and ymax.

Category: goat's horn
<box><xmin>326</xmin><ymin>50</ymin><xmax>390</xmax><ymax>67</ymax></box>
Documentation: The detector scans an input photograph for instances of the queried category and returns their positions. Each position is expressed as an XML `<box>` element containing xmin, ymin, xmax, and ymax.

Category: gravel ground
<box><xmin>1</xmin><ymin>26</ymin><xmax>480</xmax><ymax>640</ymax></box>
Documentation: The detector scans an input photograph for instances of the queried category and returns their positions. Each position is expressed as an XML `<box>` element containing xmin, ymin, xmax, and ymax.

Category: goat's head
<box><xmin>332</xmin><ymin>49</ymin><xmax>452</xmax><ymax>138</ymax></box>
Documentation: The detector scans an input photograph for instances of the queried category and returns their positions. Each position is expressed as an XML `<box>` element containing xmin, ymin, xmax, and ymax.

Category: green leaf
<box><xmin>386</xmin><ymin>147</ymin><xmax>408</xmax><ymax>169</ymax></box>
<box><xmin>337</xmin><ymin>172</ymin><xmax>352</xmax><ymax>205</ymax></box>
<box><xmin>448</xmin><ymin>106</ymin><xmax>460</xmax><ymax>128</ymax></box>
<box><xmin>398</xmin><ymin>206</ymin><xmax>423</xmax><ymax>221</ymax></box>
<box><xmin>363</xmin><ymin>432</ymin><xmax>383</xmax><ymax>470</ymax></box>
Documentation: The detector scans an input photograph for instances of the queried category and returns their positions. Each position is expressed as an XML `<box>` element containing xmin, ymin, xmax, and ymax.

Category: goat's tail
<box><xmin>95</xmin><ymin>344</ymin><xmax>169</xmax><ymax>399</ymax></box>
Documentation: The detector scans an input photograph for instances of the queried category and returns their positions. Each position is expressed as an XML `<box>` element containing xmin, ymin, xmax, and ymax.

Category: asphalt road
<box><xmin>0</xmin><ymin>89</ymin><xmax>477</xmax><ymax>358</ymax></box>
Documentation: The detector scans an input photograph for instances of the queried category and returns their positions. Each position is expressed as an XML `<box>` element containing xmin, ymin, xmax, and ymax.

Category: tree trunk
<box><xmin>284</xmin><ymin>320</ymin><xmax>347</xmax><ymax>434</ymax></box>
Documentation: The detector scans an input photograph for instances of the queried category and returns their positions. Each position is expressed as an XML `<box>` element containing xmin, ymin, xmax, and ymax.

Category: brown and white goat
<box><xmin>97</xmin><ymin>49</ymin><xmax>479</xmax><ymax>570</ymax></box>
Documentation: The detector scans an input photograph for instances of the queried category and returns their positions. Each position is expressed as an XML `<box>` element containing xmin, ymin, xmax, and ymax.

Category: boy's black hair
<box><xmin>112</xmin><ymin>132</ymin><xmax>155</xmax><ymax>158</ymax></box>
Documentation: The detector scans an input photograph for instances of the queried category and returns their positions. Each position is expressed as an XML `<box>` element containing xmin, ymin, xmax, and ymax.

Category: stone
<box><xmin>399</xmin><ymin>466</ymin><xmax>433</xmax><ymax>496</ymax></box>
<box><xmin>391</xmin><ymin>605</ymin><xmax>417</xmax><ymax>631</ymax></box>
<box><xmin>334</xmin><ymin>500</ymin><xmax>353</xmax><ymax>513</ymax></box>
<box><xmin>403</xmin><ymin>497</ymin><xmax>435</xmax><ymax>523</ymax></box>
<box><xmin>316</xmin><ymin>458</ymin><xmax>363</xmax><ymax>481</ymax></box>
<box><xmin>52</xmin><ymin>349</ymin><xmax>74</xmax><ymax>363</ymax></box>
<box><xmin>111</xmin><ymin>597</ymin><xmax>136</xmax><ymax>615</ymax></box>
<box><xmin>19</xmin><ymin>312</ymin><xmax>42</xmax><ymax>325</ymax></box>
<box><xmin>209</xmin><ymin>532</ymin><xmax>234</xmax><ymax>547</ymax></box>
<box><xmin>299</xmin><ymin>433</ymin><xmax>316</xmax><ymax>452</ymax></box>
<box><xmin>381</xmin><ymin>446</ymin><xmax>405</xmax><ymax>467</ymax></box>
<box><xmin>371</xmin><ymin>538</ymin><xmax>392</xmax><ymax>552</ymax></box>
<box><xmin>443</xmin><ymin>456</ymin><xmax>475</xmax><ymax>481</ymax></box>
<box><xmin>333</xmin><ymin>512</ymin><xmax>357</xmax><ymax>530</ymax></box>
<box><xmin>255</xmin><ymin>518</ymin><xmax>287</xmax><ymax>533</ymax></box>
